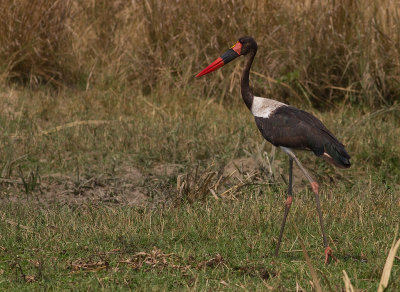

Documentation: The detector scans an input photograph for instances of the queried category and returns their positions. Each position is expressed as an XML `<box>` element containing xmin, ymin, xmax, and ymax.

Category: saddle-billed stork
<box><xmin>196</xmin><ymin>36</ymin><xmax>350</xmax><ymax>264</ymax></box>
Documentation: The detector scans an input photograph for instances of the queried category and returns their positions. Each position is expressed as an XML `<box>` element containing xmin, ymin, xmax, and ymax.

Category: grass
<box><xmin>0</xmin><ymin>0</ymin><xmax>400</xmax><ymax>290</ymax></box>
<box><xmin>0</xmin><ymin>187</ymin><xmax>399</xmax><ymax>290</ymax></box>
<box><xmin>0</xmin><ymin>87</ymin><xmax>399</xmax><ymax>290</ymax></box>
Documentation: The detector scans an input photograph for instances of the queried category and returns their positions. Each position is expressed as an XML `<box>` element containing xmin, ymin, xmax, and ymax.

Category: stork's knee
<box><xmin>285</xmin><ymin>196</ymin><xmax>293</xmax><ymax>207</ymax></box>
<box><xmin>311</xmin><ymin>181</ymin><xmax>319</xmax><ymax>194</ymax></box>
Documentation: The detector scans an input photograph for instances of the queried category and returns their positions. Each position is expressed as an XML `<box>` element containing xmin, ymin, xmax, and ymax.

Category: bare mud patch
<box><xmin>223</xmin><ymin>156</ymin><xmax>309</xmax><ymax>192</ymax></box>
<box><xmin>0</xmin><ymin>169</ymin><xmax>149</xmax><ymax>207</ymax></box>
<box><xmin>223</xmin><ymin>157</ymin><xmax>259</xmax><ymax>180</ymax></box>
<box><xmin>0</xmin><ymin>158</ymin><xmax>314</xmax><ymax>207</ymax></box>
<box><xmin>152</xmin><ymin>163</ymin><xmax>183</xmax><ymax>177</ymax></box>
<box><xmin>0</xmin><ymin>162</ymin><xmax>185</xmax><ymax>207</ymax></box>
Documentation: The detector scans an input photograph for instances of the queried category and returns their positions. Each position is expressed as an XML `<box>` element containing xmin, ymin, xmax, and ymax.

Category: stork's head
<box><xmin>196</xmin><ymin>36</ymin><xmax>258</xmax><ymax>77</ymax></box>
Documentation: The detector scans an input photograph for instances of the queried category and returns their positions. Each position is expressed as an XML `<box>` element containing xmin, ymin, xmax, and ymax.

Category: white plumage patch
<box><xmin>251</xmin><ymin>96</ymin><xmax>287</xmax><ymax>118</ymax></box>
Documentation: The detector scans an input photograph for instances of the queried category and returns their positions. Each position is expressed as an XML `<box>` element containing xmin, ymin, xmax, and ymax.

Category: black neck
<box><xmin>241</xmin><ymin>51</ymin><xmax>256</xmax><ymax>110</ymax></box>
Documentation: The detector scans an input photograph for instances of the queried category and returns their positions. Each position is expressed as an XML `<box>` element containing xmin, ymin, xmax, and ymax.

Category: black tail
<box><xmin>324</xmin><ymin>142</ymin><xmax>351</xmax><ymax>168</ymax></box>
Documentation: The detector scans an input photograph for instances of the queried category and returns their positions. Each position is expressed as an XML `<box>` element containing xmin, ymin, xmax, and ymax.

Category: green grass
<box><xmin>0</xmin><ymin>87</ymin><xmax>399</xmax><ymax>290</ymax></box>
<box><xmin>0</xmin><ymin>186</ymin><xmax>399</xmax><ymax>290</ymax></box>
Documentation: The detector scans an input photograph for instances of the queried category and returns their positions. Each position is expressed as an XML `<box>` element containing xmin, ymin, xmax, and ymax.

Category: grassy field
<box><xmin>1</xmin><ymin>0</ymin><xmax>400</xmax><ymax>290</ymax></box>
<box><xmin>0</xmin><ymin>87</ymin><xmax>399</xmax><ymax>290</ymax></box>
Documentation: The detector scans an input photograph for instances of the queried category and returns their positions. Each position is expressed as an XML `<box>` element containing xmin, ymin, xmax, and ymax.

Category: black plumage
<box><xmin>254</xmin><ymin>106</ymin><xmax>351</xmax><ymax>168</ymax></box>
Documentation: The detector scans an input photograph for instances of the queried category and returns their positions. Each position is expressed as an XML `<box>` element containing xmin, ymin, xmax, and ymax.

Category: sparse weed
<box><xmin>17</xmin><ymin>165</ymin><xmax>40</xmax><ymax>195</ymax></box>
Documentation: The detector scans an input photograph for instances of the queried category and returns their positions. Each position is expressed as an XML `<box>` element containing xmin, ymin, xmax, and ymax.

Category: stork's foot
<box><xmin>324</xmin><ymin>246</ymin><xmax>337</xmax><ymax>264</ymax></box>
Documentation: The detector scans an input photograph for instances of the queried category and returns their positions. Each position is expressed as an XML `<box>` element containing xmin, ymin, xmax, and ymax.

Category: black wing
<box><xmin>254</xmin><ymin>106</ymin><xmax>350</xmax><ymax>167</ymax></box>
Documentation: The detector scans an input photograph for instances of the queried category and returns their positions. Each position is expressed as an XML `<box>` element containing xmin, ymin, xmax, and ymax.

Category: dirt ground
<box><xmin>0</xmin><ymin>157</ymin><xmax>308</xmax><ymax>207</ymax></box>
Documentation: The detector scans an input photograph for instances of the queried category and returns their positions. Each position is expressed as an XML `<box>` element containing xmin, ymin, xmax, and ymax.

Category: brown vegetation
<box><xmin>0</xmin><ymin>0</ymin><xmax>400</xmax><ymax>106</ymax></box>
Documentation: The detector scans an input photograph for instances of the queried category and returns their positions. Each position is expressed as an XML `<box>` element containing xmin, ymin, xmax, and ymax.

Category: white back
<box><xmin>251</xmin><ymin>96</ymin><xmax>287</xmax><ymax>118</ymax></box>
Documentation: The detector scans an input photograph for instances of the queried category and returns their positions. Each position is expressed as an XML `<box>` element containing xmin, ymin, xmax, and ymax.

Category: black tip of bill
<box><xmin>196</xmin><ymin>43</ymin><xmax>241</xmax><ymax>77</ymax></box>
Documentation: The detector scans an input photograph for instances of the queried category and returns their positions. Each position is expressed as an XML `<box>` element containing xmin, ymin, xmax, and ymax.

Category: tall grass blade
<box><xmin>342</xmin><ymin>270</ymin><xmax>355</xmax><ymax>292</ymax></box>
<box><xmin>378</xmin><ymin>228</ymin><xmax>400</xmax><ymax>292</ymax></box>
<box><xmin>293</xmin><ymin>222</ymin><xmax>323</xmax><ymax>292</ymax></box>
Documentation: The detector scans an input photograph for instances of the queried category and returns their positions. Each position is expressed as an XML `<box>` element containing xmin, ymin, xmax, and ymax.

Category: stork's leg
<box><xmin>280</xmin><ymin>147</ymin><xmax>335</xmax><ymax>264</ymax></box>
<box><xmin>274</xmin><ymin>157</ymin><xmax>293</xmax><ymax>256</ymax></box>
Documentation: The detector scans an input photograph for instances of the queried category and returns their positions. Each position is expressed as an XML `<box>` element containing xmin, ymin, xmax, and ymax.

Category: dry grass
<box><xmin>0</xmin><ymin>0</ymin><xmax>75</xmax><ymax>86</ymax></box>
<box><xmin>378</xmin><ymin>230</ymin><xmax>400</xmax><ymax>292</ymax></box>
<box><xmin>1</xmin><ymin>0</ymin><xmax>400</xmax><ymax>106</ymax></box>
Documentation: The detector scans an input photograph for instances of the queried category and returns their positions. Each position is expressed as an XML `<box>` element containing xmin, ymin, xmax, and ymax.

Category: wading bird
<box><xmin>196</xmin><ymin>36</ymin><xmax>350</xmax><ymax>264</ymax></box>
